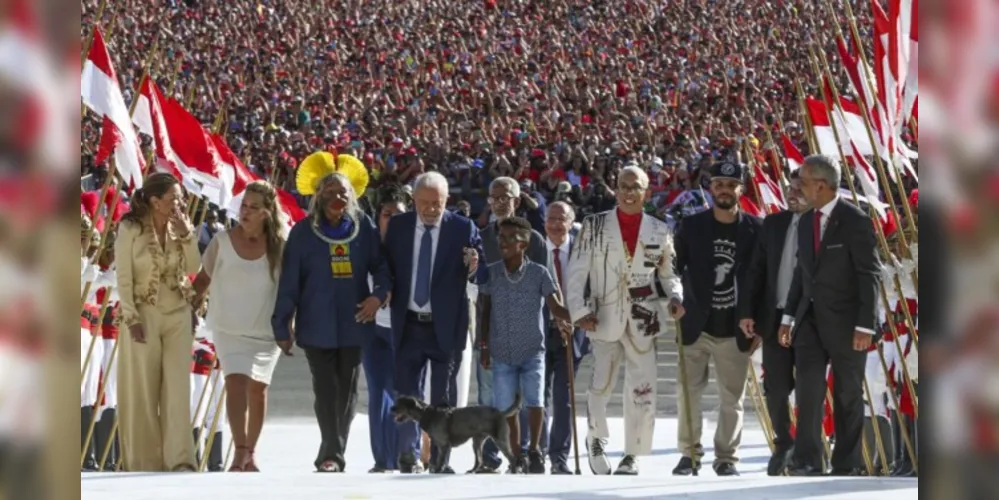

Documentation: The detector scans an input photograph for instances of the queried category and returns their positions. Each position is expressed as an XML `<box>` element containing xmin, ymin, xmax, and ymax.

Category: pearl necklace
<box><xmin>503</xmin><ymin>261</ymin><xmax>528</xmax><ymax>285</ymax></box>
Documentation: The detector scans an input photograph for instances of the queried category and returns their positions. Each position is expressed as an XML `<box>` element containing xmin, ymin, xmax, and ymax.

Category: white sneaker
<box><xmin>586</xmin><ymin>435</ymin><xmax>612</xmax><ymax>475</ymax></box>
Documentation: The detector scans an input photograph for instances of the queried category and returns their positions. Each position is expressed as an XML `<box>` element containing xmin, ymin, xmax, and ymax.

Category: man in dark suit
<box><xmin>738</xmin><ymin>170</ymin><xmax>809</xmax><ymax>475</ymax></box>
<box><xmin>672</xmin><ymin>161</ymin><xmax>762</xmax><ymax>477</ymax></box>
<box><xmin>537</xmin><ymin>201</ymin><xmax>590</xmax><ymax>474</ymax></box>
<box><xmin>777</xmin><ymin>154</ymin><xmax>880</xmax><ymax>476</ymax></box>
<box><xmin>383</xmin><ymin>172</ymin><xmax>483</xmax><ymax>474</ymax></box>
<box><xmin>475</xmin><ymin>177</ymin><xmax>547</xmax><ymax>472</ymax></box>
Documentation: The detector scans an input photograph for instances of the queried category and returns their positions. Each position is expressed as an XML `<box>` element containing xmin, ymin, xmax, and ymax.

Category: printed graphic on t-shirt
<box><xmin>712</xmin><ymin>238</ymin><xmax>737</xmax><ymax>310</ymax></box>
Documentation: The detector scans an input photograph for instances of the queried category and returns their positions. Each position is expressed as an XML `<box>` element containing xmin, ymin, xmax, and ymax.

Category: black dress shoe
<box><xmin>767</xmin><ymin>449</ymin><xmax>792</xmax><ymax>476</ymax></box>
<box><xmin>714</xmin><ymin>462</ymin><xmax>740</xmax><ymax>476</ymax></box>
<box><xmin>788</xmin><ymin>464</ymin><xmax>825</xmax><ymax>476</ymax></box>
<box><xmin>672</xmin><ymin>457</ymin><xmax>701</xmax><ymax>476</ymax></box>
<box><xmin>828</xmin><ymin>467</ymin><xmax>866</xmax><ymax>477</ymax></box>
<box><xmin>549</xmin><ymin>461</ymin><xmax>572</xmax><ymax>475</ymax></box>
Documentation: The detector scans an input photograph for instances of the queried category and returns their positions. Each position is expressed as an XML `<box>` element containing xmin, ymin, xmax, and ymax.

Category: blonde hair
<box><xmin>244</xmin><ymin>180</ymin><xmax>286</xmax><ymax>281</ymax></box>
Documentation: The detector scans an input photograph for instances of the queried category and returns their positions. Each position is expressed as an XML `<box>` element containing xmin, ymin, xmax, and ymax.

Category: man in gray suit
<box><xmin>777</xmin><ymin>155</ymin><xmax>880</xmax><ymax>476</ymax></box>
<box><xmin>474</xmin><ymin>176</ymin><xmax>546</xmax><ymax>472</ymax></box>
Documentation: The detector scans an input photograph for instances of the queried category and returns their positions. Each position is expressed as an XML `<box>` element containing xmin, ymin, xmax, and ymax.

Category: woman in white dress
<box><xmin>194</xmin><ymin>181</ymin><xmax>286</xmax><ymax>472</ymax></box>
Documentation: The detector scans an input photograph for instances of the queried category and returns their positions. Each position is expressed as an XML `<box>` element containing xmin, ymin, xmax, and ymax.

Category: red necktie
<box><xmin>553</xmin><ymin>248</ymin><xmax>564</xmax><ymax>290</ymax></box>
<box><xmin>813</xmin><ymin>210</ymin><xmax>823</xmax><ymax>253</ymax></box>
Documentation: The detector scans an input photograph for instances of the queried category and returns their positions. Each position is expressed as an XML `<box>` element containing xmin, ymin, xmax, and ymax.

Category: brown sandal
<box><xmin>228</xmin><ymin>446</ymin><xmax>250</xmax><ymax>472</ymax></box>
<box><xmin>244</xmin><ymin>448</ymin><xmax>259</xmax><ymax>472</ymax></box>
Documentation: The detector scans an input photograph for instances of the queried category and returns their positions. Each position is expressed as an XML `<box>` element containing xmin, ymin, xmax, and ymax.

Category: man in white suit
<box><xmin>566</xmin><ymin>166</ymin><xmax>685</xmax><ymax>475</ymax></box>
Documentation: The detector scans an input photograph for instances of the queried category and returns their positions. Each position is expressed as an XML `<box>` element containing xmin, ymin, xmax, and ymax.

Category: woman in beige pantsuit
<box><xmin>114</xmin><ymin>173</ymin><xmax>201</xmax><ymax>472</ymax></box>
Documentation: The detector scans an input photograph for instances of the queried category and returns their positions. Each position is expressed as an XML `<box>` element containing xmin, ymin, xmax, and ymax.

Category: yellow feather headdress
<box><xmin>296</xmin><ymin>152</ymin><xmax>369</xmax><ymax>198</ymax></box>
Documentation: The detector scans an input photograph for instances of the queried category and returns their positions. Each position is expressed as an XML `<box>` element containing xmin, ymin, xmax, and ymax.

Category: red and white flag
<box><xmin>80</xmin><ymin>29</ymin><xmax>145</xmax><ymax>187</ymax></box>
<box><xmin>781</xmin><ymin>134</ymin><xmax>805</xmax><ymax>173</ymax></box>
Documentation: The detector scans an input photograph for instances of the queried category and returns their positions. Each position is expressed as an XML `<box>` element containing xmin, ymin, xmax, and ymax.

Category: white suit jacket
<box><xmin>566</xmin><ymin>210</ymin><xmax>683</xmax><ymax>344</ymax></box>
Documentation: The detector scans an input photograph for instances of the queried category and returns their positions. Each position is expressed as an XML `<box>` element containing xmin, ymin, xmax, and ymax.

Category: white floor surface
<box><xmin>81</xmin><ymin>416</ymin><xmax>918</xmax><ymax>499</ymax></box>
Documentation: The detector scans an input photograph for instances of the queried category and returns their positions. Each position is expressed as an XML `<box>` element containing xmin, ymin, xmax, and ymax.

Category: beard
<box><xmin>714</xmin><ymin>196</ymin><xmax>737</xmax><ymax>210</ymax></box>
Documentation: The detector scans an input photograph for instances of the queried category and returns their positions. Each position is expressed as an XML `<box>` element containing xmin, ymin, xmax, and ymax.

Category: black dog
<box><xmin>390</xmin><ymin>394</ymin><xmax>522</xmax><ymax>473</ymax></box>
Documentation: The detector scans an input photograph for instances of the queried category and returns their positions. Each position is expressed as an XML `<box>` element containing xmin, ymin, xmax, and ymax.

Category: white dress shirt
<box><xmin>781</xmin><ymin>196</ymin><xmax>875</xmax><ymax>335</ymax></box>
<box><xmin>408</xmin><ymin>219</ymin><xmax>441</xmax><ymax>313</ymax></box>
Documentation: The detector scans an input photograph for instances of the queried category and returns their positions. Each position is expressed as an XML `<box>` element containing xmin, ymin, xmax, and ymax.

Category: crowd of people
<box><xmin>80</xmin><ymin>0</ymin><xmax>920</xmax><ymax>481</ymax></box>
<box><xmin>82</xmin><ymin>0</ymin><xmax>883</xmax><ymax>220</ymax></box>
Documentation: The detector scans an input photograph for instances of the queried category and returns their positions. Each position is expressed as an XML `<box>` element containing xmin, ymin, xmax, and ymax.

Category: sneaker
<box><xmin>613</xmin><ymin>455</ymin><xmax>639</xmax><ymax>475</ymax></box>
<box><xmin>672</xmin><ymin>456</ymin><xmax>701</xmax><ymax>476</ymax></box>
<box><xmin>506</xmin><ymin>457</ymin><xmax>527</xmax><ymax>474</ymax></box>
<box><xmin>586</xmin><ymin>436</ymin><xmax>612</xmax><ymax>475</ymax></box>
<box><xmin>398</xmin><ymin>454</ymin><xmax>424</xmax><ymax>474</ymax></box>
<box><xmin>549</xmin><ymin>461</ymin><xmax>572</xmax><ymax>475</ymax></box>
<box><xmin>714</xmin><ymin>462</ymin><xmax>740</xmax><ymax>476</ymax></box>
<box><xmin>527</xmin><ymin>450</ymin><xmax>546</xmax><ymax>474</ymax></box>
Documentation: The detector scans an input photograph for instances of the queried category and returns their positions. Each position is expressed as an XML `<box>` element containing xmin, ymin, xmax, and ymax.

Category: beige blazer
<box><xmin>114</xmin><ymin>218</ymin><xmax>201</xmax><ymax>327</ymax></box>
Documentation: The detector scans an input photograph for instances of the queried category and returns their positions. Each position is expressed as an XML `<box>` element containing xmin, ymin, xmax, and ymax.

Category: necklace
<box><xmin>504</xmin><ymin>261</ymin><xmax>528</xmax><ymax>284</ymax></box>
<box><xmin>310</xmin><ymin>213</ymin><xmax>361</xmax><ymax>245</ymax></box>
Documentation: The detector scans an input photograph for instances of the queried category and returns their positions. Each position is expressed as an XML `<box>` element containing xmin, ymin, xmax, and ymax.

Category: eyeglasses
<box><xmin>488</xmin><ymin>195</ymin><xmax>515</xmax><ymax>204</ymax></box>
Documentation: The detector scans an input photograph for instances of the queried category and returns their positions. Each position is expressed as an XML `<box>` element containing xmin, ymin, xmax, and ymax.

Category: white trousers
<box><xmin>586</xmin><ymin>334</ymin><xmax>657</xmax><ymax>456</ymax></box>
<box><xmin>81</xmin><ymin>330</ymin><xmax>104</xmax><ymax>407</ymax></box>
<box><xmin>97</xmin><ymin>338</ymin><xmax>118</xmax><ymax>415</ymax></box>
<box><xmin>190</xmin><ymin>371</ymin><xmax>227</xmax><ymax>430</ymax></box>
<box><xmin>421</xmin><ymin>296</ymin><xmax>476</xmax><ymax>409</ymax></box>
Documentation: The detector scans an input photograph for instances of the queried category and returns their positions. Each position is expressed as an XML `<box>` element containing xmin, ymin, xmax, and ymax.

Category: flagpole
<box><xmin>825</xmin><ymin>0</ymin><xmax>918</xmax><ymax>246</ymax></box>
<box><xmin>81</xmin><ymin>0</ymin><xmax>112</xmax><ymax>67</ymax></box>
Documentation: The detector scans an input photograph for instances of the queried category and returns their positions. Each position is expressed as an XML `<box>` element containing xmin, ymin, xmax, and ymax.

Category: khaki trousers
<box><xmin>118</xmin><ymin>304</ymin><xmax>195</xmax><ymax>471</ymax></box>
<box><xmin>676</xmin><ymin>334</ymin><xmax>750</xmax><ymax>466</ymax></box>
<box><xmin>587</xmin><ymin>332</ymin><xmax>658</xmax><ymax>456</ymax></box>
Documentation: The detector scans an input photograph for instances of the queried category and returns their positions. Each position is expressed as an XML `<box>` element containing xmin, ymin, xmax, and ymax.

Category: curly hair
<box><xmin>243</xmin><ymin>180</ymin><xmax>287</xmax><ymax>281</ymax></box>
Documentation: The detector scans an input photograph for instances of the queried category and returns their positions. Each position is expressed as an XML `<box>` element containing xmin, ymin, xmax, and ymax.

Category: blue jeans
<box><xmin>491</xmin><ymin>352</ymin><xmax>545</xmax><ymax>410</ymax></box>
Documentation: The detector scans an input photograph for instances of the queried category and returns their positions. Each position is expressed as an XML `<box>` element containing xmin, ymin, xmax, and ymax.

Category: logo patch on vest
<box><xmin>330</xmin><ymin>244</ymin><xmax>353</xmax><ymax>278</ymax></box>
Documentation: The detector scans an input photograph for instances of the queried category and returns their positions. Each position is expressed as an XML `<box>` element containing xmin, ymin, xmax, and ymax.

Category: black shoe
<box><xmin>431</xmin><ymin>464</ymin><xmax>455</xmax><ymax>474</ymax></box>
<box><xmin>672</xmin><ymin>456</ymin><xmax>701</xmax><ymax>476</ymax></box>
<box><xmin>788</xmin><ymin>464</ymin><xmax>825</xmax><ymax>476</ymax></box>
<box><xmin>549</xmin><ymin>461</ymin><xmax>572</xmax><ymax>475</ymax></box>
<box><xmin>613</xmin><ymin>455</ymin><xmax>639</xmax><ymax>475</ymax></box>
<box><xmin>506</xmin><ymin>457</ymin><xmax>527</xmax><ymax>474</ymax></box>
<box><xmin>714</xmin><ymin>462</ymin><xmax>740</xmax><ymax>476</ymax></box>
<box><xmin>527</xmin><ymin>450</ymin><xmax>546</xmax><ymax>474</ymax></box>
<box><xmin>767</xmin><ymin>448</ymin><xmax>792</xmax><ymax>476</ymax></box>
<box><xmin>398</xmin><ymin>453</ymin><xmax>424</xmax><ymax>474</ymax></box>
<box><xmin>828</xmin><ymin>467</ymin><xmax>866</xmax><ymax>477</ymax></box>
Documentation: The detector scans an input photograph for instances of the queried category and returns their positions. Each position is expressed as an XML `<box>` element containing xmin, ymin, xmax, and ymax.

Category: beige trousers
<box><xmin>676</xmin><ymin>334</ymin><xmax>750</xmax><ymax>466</ymax></box>
<box><xmin>118</xmin><ymin>304</ymin><xmax>196</xmax><ymax>471</ymax></box>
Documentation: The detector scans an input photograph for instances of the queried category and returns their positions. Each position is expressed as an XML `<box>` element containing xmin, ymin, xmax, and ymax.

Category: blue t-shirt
<box><xmin>480</xmin><ymin>261</ymin><xmax>557</xmax><ymax>364</ymax></box>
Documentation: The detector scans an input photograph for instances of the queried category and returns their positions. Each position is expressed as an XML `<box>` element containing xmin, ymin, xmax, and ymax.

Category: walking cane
<box><xmin>562</xmin><ymin>331</ymin><xmax>582</xmax><ymax>475</ymax></box>
<box><xmin>673</xmin><ymin>320</ymin><xmax>699</xmax><ymax>476</ymax></box>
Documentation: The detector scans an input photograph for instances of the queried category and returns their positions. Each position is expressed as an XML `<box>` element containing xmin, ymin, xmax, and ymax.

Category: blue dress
<box><xmin>272</xmin><ymin>213</ymin><xmax>390</xmax><ymax>349</ymax></box>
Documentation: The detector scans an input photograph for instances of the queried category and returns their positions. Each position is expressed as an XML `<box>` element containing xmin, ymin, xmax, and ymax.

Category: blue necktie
<box><xmin>414</xmin><ymin>225</ymin><xmax>434</xmax><ymax>307</ymax></box>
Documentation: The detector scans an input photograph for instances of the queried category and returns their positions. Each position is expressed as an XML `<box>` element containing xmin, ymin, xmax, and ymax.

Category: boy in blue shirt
<box><xmin>479</xmin><ymin>216</ymin><xmax>572</xmax><ymax>473</ymax></box>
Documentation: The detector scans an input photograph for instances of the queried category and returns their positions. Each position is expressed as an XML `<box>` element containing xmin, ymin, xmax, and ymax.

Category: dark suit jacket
<box><xmin>383</xmin><ymin>211</ymin><xmax>484</xmax><ymax>354</ymax></box>
<box><xmin>738</xmin><ymin>210</ymin><xmax>798</xmax><ymax>339</ymax></box>
<box><xmin>542</xmin><ymin>236</ymin><xmax>589</xmax><ymax>359</ymax></box>
<box><xmin>674</xmin><ymin>209</ymin><xmax>762</xmax><ymax>352</ymax></box>
<box><xmin>784</xmin><ymin>199</ymin><xmax>880</xmax><ymax>347</ymax></box>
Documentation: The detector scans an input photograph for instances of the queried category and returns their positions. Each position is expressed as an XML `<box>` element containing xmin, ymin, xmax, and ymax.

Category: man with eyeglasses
<box><xmin>472</xmin><ymin>176</ymin><xmax>547</xmax><ymax>473</ymax></box>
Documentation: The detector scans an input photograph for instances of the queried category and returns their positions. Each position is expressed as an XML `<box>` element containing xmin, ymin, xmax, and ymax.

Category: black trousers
<box><xmin>304</xmin><ymin>346</ymin><xmax>362</xmax><ymax>470</ymax></box>
<box><xmin>762</xmin><ymin>311</ymin><xmax>795</xmax><ymax>453</ymax></box>
<box><xmin>792</xmin><ymin>311</ymin><xmax>866</xmax><ymax>471</ymax></box>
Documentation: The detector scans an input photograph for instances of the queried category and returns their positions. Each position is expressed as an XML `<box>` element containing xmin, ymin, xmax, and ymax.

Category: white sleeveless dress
<box><xmin>204</xmin><ymin>232</ymin><xmax>281</xmax><ymax>384</ymax></box>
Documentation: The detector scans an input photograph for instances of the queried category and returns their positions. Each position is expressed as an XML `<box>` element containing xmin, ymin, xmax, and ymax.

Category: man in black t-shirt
<box><xmin>672</xmin><ymin>161</ymin><xmax>763</xmax><ymax>477</ymax></box>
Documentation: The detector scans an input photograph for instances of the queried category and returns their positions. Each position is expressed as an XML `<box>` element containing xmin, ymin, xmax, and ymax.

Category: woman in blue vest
<box><xmin>272</xmin><ymin>153</ymin><xmax>390</xmax><ymax>472</ymax></box>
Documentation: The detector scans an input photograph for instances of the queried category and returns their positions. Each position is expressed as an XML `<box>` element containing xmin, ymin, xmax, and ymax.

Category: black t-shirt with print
<box><xmin>705</xmin><ymin>219</ymin><xmax>738</xmax><ymax>338</ymax></box>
